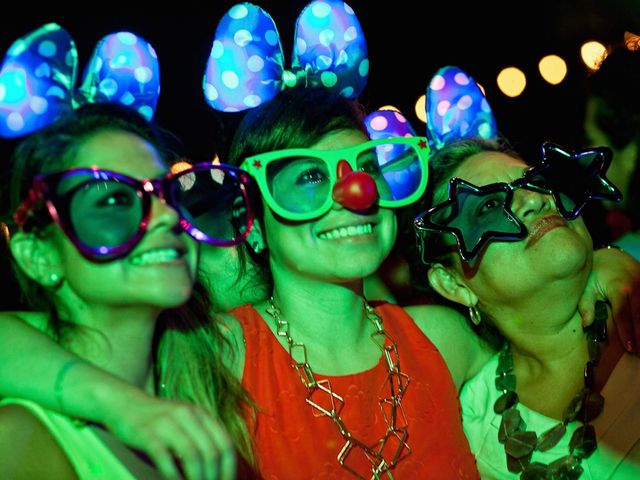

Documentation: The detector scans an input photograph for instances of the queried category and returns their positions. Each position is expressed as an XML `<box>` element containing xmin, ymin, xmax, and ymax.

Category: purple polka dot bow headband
<box><xmin>0</xmin><ymin>23</ymin><xmax>160</xmax><ymax>138</ymax></box>
<box><xmin>203</xmin><ymin>0</ymin><xmax>369</xmax><ymax>112</ymax></box>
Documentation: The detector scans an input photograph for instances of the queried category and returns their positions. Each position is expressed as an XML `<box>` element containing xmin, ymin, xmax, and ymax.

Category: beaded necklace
<box><xmin>265</xmin><ymin>297</ymin><xmax>411</xmax><ymax>480</ymax></box>
<box><xmin>493</xmin><ymin>302</ymin><xmax>608</xmax><ymax>479</ymax></box>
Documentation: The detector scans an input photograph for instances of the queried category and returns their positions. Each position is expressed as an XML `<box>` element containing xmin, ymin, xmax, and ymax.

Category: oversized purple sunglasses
<box><xmin>14</xmin><ymin>162</ymin><xmax>254</xmax><ymax>262</ymax></box>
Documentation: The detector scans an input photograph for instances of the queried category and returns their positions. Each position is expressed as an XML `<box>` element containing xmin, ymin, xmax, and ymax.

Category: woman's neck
<box><xmin>63</xmin><ymin>305</ymin><xmax>158</xmax><ymax>390</ymax></box>
<box><xmin>506</xmin><ymin>309</ymin><xmax>590</xmax><ymax>418</ymax></box>
<box><xmin>264</xmin><ymin>268</ymin><xmax>380</xmax><ymax>374</ymax></box>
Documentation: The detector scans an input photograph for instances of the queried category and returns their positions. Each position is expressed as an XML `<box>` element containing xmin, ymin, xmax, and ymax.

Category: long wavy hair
<box><xmin>3</xmin><ymin>103</ymin><xmax>255</xmax><ymax>464</ymax></box>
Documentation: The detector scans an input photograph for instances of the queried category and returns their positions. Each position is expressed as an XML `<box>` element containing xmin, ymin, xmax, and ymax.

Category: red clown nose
<box><xmin>332</xmin><ymin>160</ymin><xmax>378</xmax><ymax>211</ymax></box>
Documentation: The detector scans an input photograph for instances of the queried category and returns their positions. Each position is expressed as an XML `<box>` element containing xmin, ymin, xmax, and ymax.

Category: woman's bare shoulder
<box><xmin>0</xmin><ymin>403</ymin><xmax>77</xmax><ymax>478</ymax></box>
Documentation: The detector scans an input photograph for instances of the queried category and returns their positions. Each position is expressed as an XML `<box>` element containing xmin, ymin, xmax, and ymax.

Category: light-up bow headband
<box><xmin>0</xmin><ymin>23</ymin><xmax>160</xmax><ymax>138</ymax></box>
<box><xmin>365</xmin><ymin>65</ymin><xmax>497</xmax><ymax>148</ymax></box>
<box><xmin>203</xmin><ymin>0</ymin><xmax>368</xmax><ymax>112</ymax></box>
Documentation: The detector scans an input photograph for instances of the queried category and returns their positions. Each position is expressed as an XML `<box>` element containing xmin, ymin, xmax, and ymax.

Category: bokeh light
<box><xmin>580</xmin><ymin>41</ymin><xmax>607</xmax><ymax>70</ymax></box>
<box><xmin>414</xmin><ymin>94</ymin><xmax>426</xmax><ymax>123</ymax></box>
<box><xmin>538</xmin><ymin>54</ymin><xmax>567</xmax><ymax>85</ymax></box>
<box><xmin>496</xmin><ymin>67</ymin><xmax>527</xmax><ymax>97</ymax></box>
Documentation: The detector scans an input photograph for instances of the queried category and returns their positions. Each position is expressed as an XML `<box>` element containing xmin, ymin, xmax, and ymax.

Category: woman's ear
<box><xmin>427</xmin><ymin>263</ymin><xmax>478</xmax><ymax>308</ymax></box>
<box><xmin>10</xmin><ymin>231</ymin><xmax>63</xmax><ymax>288</ymax></box>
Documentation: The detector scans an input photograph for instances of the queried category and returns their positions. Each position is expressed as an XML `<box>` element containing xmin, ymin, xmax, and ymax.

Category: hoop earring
<box><xmin>468</xmin><ymin>304</ymin><xmax>482</xmax><ymax>326</ymax></box>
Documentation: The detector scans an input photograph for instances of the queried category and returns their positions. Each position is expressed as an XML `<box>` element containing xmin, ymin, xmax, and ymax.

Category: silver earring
<box><xmin>468</xmin><ymin>304</ymin><xmax>482</xmax><ymax>326</ymax></box>
<box><xmin>49</xmin><ymin>272</ymin><xmax>62</xmax><ymax>287</ymax></box>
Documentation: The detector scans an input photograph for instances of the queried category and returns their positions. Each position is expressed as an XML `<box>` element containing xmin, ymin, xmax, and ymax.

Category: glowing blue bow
<box><xmin>203</xmin><ymin>0</ymin><xmax>368</xmax><ymax>112</ymax></box>
<box><xmin>365</xmin><ymin>66</ymin><xmax>497</xmax><ymax>149</ymax></box>
<box><xmin>425</xmin><ymin>65</ymin><xmax>497</xmax><ymax>149</ymax></box>
<box><xmin>0</xmin><ymin>23</ymin><xmax>160</xmax><ymax>138</ymax></box>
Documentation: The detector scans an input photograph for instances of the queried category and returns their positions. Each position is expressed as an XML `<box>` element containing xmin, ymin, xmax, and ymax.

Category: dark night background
<box><xmin>0</xmin><ymin>1</ymin><xmax>638</xmax><ymax>308</ymax></box>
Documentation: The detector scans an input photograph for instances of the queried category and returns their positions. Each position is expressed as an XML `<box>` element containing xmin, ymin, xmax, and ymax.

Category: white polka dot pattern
<box><xmin>0</xmin><ymin>23</ymin><xmax>161</xmax><ymax>138</ymax></box>
<box><xmin>203</xmin><ymin>0</ymin><xmax>368</xmax><ymax>113</ymax></box>
<box><xmin>424</xmin><ymin>65</ymin><xmax>497</xmax><ymax>150</ymax></box>
<box><xmin>365</xmin><ymin>109</ymin><xmax>417</xmax><ymax>140</ymax></box>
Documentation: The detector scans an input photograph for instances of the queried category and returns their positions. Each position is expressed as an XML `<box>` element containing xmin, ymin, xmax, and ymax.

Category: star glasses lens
<box><xmin>168</xmin><ymin>163</ymin><xmax>253</xmax><ymax>246</ymax></box>
<box><xmin>523</xmin><ymin>150</ymin><xmax>621</xmax><ymax>220</ymax></box>
<box><xmin>415</xmin><ymin>179</ymin><xmax>532</xmax><ymax>262</ymax></box>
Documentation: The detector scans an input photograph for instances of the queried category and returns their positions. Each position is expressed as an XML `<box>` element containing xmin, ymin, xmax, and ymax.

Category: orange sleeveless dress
<box><xmin>233</xmin><ymin>301</ymin><xmax>479</xmax><ymax>480</ymax></box>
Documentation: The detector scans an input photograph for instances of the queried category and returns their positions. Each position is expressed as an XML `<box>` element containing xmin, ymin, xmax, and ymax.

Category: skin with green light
<box><xmin>418</xmin><ymin>138</ymin><xmax>640</xmax><ymax>476</ymax></box>
<box><xmin>0</xmin><ymin>105</ymin><xmax>248</xmax><ymax>480</ymax></box>
<box><xmin>0</xmin><ymin>90</ymin><xmax>639</xmax><ymax>477</ymax></box>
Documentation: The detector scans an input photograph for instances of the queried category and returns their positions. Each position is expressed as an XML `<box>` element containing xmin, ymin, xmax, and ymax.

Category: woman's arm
<box><xmin>0</xmin><ymin>312</ymin><xmax>236</xmax><ymax>480</ymax></box>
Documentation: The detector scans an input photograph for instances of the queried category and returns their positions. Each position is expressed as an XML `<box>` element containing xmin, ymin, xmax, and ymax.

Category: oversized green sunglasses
<box><xmin>240</xmin><ymin>136</ymin><xmax>430</xmax><ymax>221</ymax></box>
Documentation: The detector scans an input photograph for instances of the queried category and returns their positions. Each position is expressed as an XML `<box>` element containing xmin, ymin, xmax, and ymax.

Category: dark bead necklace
<box><xmin>493</xmin><ymin>302</ymin><xmax>608</xmax><ymax>479</ymax></box>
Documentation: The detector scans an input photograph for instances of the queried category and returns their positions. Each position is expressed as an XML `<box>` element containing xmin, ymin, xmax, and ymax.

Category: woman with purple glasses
<box><xmin>0</xmin><ymin>103</ymin><xmax>258</xmax><ymax>479</ymax></box>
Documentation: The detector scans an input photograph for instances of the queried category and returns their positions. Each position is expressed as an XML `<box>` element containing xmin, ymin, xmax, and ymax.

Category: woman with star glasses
<box><xmin>0</xmin><ymin>103</ymin><xmax>258</xmax><ymax>479</ymax></box>
<box><xmin>414</xmin><ymin>140</ymin><xmax>622</xmax><ymax>263</ymax></box>
<box><xmin>410</xmin><ymin>136</ymin><xmax>640</xmax><ymax>479</ymax></box>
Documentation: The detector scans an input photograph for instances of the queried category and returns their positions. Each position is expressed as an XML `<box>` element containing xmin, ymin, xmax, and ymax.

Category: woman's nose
<box><xmin>332</xmin><ymin>159</ymin><xmax>378</xmax><ymax>211</ymax></box>
<box><xmin>148</xmin><ymin>192</ymin><xmax>181</xmax><ymax>232</ymax></box>
<box><xmin>511</xmin><ymin>187</ymin><xmax>552</xmax><ymax>220</ymax></box>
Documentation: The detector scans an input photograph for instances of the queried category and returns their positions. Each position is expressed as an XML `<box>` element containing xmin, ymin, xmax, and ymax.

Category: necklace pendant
<box><xmin>537</xmin><ymin>423</ymin><xmax>566</xmax><ymax>452</ymax></box>
<box><xmin>375</xmin><ymin>428</ymin><xmax>411</xmax><ymax>467</ymax></box>
<box><xmin>569</xmin><ymin>424</ymin><xmax>597</xmax><ymax>459</ymax></box>
<box><xmin>521</xmin><ymin>461</ymin><xmax>549</xmax><ymax>479</ymax></box>
<box><xmin>548</xmin><ymin>454</ymin><xmax>583</xmax><ymax>479</ymax></box>
<box><xmin>306</xmin><ymin>379</ymin><xmax>344</xmax><ymax>417</ymax></box>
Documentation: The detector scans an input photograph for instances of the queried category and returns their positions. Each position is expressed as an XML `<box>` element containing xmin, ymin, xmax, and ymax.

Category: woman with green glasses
<box><xmin>217</xmin><ymin>85</ymin><xmax>482</xmax><ymax>479</ymax></box>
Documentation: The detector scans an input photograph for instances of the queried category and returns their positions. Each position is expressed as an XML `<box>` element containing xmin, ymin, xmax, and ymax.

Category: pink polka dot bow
<box><xmin>0</xmin><ymin>23</ymin><xmax>160</xmax><ymax>138</ymax></box>
<box><xmin>203</xmin><ymin>0</ymin><xmax>369</xmax><ymax>112</ymax></box>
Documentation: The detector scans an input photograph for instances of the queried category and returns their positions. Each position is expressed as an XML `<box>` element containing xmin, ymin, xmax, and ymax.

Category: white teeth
<box><xmin>318</xmin><ymin>223</ymin><xmax>373</xmax><ymax>240</ymax></box>
<box><xmin>131</xmin><ymin>248</ymin><xmax>181</xmax><ymax>266</ymax></box>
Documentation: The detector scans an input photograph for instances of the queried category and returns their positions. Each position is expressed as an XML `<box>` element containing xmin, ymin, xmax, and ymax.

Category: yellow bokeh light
<box><xmin>414</xmin><ymin>94</ymin><xmax>426</xmax><ymax>123</ymax></box>
<box><xmin>496</xmin><ymin>67</ymin><xmax>527</xmax><ymax>98</ymax></box>
<box><xmin>580</xmin><ymin>41</ymin><xmax>607</xmax><ymax>70</ymax></box>
<box><xmin>212</xmin><ymin>154</ymin><xmax>220</xmax><ymax>165</ymax></box>
<box><xmin>1</xmin><ymin>222</ymin><xmax>9</xmax><ymax>247</ymax></box>
<box><xmin>378</xmin><ymin>105</ymin><xmax>400</xmax><ymax>112</ymax></box>
<box><xmin>170</xmin><ymin>159</ymin><xmax>192</xmax><ymax>173</ymax></box>
<box><xmin>538</xmin><ymin>55</ymin><xmax>567</xmax><ymax>85</ymax></box>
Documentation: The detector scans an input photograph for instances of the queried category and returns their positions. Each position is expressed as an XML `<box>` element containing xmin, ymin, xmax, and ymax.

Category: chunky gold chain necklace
<box><xmin>265</xmin><ymin>297</ymin><xmax>411</xmax><ymax>480</ymax></box>
<box><xmin>494</xmin><ymin>301</ymin><xmax>608</xmax><ymax>479</ymax></box>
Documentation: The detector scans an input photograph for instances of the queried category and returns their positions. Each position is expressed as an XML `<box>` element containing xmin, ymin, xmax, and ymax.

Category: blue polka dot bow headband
<box><xmin>0</xmin><ymin>23</ymin><xmax>160</xmax><ymax>138</ymax></box>
<box><xmin>203</xmin><ymin>0</ymin><xmax>369</xmax><ymax>112</ymax></box>
<box><xmin>365</xmin><ymin>65</ymin><xmax>497</xmax><ymax>148</ymax></box>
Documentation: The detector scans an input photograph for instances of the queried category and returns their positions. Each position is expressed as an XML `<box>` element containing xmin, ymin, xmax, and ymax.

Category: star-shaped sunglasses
<box><xmin>414</xmin><ymin>142</ymin><xmax>622</xmax><ymax>263</ymax></box>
